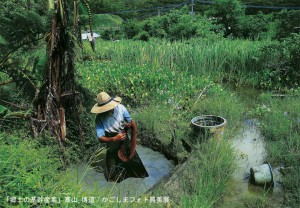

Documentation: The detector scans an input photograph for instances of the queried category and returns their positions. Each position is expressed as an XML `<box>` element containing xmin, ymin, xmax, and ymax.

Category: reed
<box><xmin>82</xmin><ymin>38</ymin><xmax>267</xmax><ymax>86</ymax></box>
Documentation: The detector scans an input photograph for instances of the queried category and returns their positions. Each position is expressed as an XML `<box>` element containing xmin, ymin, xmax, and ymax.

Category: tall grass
<box><xmin>82</xmin><ymin>39</ymin><xmax>268</xmax><ymax>85</ymax></box>
<box><xmin>180</xmin><ymin>140</ymin><xmax>236</xmax><ymax>208</ymax></box>
<box><xmin>0</xmin><ymin>133</ymin><xmax>77</xmax><ymax>207</ymax></box>
<box><xmin>257</xmin><ymin>94</ymin><xmax>300</xmax><ymax>207</ymax></box>
<box><xmin>0</xmin><ymin>132</ymin><xmax>132</xmax><ymax>208</ymax></box>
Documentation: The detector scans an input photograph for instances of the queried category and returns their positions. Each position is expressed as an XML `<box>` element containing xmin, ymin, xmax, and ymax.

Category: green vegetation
<box><xmin>205</xmin><ymin>0</ymin><xmax>245</xmax><ymax>37</ymax></box>
<box><xmin>98</xmin><ymin>2</ymin><xmax>300</xmax><ymax>41</ymax></box>
<box><xmin>132</xmin><ymin>87</ymin><xmax>243</xmax><ymax>207</ymax></box>
<box><xmin>81</xmin><ymin>39</ymin><xmax>266</xmax><ymax>86</ymax></box>
<box><xmin>0</xmin><ymin>132</ymin><xmax>78</xmax><ymax>207</ymax></box>
<box><xmin>120</xmin><ymin>8</ymin><xmax>223</xmax><ymax>41</ymax></box>
<box><xmin>257</xmin><ymin>94</ymin><xmax>300</xmax><ymax>207</ymax></box>
<box><xmin>1</xmin><ymin>0</ymin><xmax>300</xmax><ymax>207</ymax></box>
<box><xmin>81</xmin><ymin>14</ymin><xmax>123</xmax><ymax>32</ymax></box>
<box><xmin>258</xmin><ymin>34</ymin><xmax>300</xmax><ymax>90</ymax></box>
<box><xmin>180</xmin><ymin>140</ymin><xmax>236</xmax><ymax>208</ymax></box>
<box><xmin>78</xmin><ymin>38</ymin><xmax>246</xmax><ymax>207</ymax></box>
<box><xmin>82</xmin><ymin>34</ymin><xmax>300</xmax><ymax>90</ymax></box>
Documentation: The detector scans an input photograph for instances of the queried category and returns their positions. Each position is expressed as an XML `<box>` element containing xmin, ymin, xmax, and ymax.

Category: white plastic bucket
<box><xmin>250</xmin><ymin>162</ymin><xmax>274</xmax><ymax>187</ymax></box>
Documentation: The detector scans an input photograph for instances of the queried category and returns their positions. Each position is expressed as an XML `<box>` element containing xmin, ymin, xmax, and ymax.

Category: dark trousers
<box><xmin>104</xmin><ymin>132</ymin><xmax>148</xmax><ymax>182</ymax></box>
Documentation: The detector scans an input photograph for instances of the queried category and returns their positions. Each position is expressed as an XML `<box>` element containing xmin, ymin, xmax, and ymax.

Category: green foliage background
<box><xmin>1</xmin><ymin>0</ymin><xmax>300</xmax><ymax>207</ymax></box>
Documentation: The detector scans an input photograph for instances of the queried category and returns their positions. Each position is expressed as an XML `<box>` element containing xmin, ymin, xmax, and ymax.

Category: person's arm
<box><xmin>99</xmin><ymin>132</ymin><xmax>126</xmax><ymax>143</ymax></box>
<box><xmin>96</xmin><ymin>115</ymin><xmax>125</xmax><ymax>142</ymax></box>
<box><xmin>122</xmin><ymin>105</ymin><xmax>135</xmax><ymax>130</ymax></box>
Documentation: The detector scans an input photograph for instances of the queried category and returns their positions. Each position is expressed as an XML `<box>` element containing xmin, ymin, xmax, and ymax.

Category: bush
<box><xmin>237</xmin><ymin>12</ymin><xmax>276</xmax><ymax>40</ymax></box>
<box><xmin>273</xmin><ymin>10</ymin><xmax>300</xmax><ymax>40</ymax></box>
<box><xmin>122</xmin><ymin>8</ymin><xmax>221</xmax><ymax>41</ymax></box>
<box><xmin>258</xmin><ymin>34</ymin><xmax>300</xmax><ymax>90</ymax></box>
<box><xmin>205</xmin><ymin>0</ymin><xmax>245</xmax><ymax>37</ymax></box>
<box><xmin>122</xmin><ymin>19</ymin><xmax>142</xmax><ymax>39</ymax></box>
<box><xmin>101</xmin><ymin>28</ymin><xmax>124</xmax><ymax>40</ymax></box>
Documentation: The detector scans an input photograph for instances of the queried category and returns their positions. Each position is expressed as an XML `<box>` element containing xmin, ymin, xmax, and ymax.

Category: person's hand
<box><xmin>113</xmin><ymin>132</ymin><xmax>126</xmax><ymax>141</ymax></box>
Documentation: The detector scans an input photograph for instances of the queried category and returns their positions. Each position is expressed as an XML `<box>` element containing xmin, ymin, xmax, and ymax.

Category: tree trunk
<box><xmin>31</xmin><ymin>0</ymin><xmax>80</xmax><ymax>150</ymax></box>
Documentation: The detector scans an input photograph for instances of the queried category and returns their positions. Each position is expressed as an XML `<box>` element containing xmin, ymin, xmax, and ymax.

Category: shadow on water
<box><xmin>71</xmin><ymin>145</ymin><xmax>175</xmax><ymax>198</ymax></box>
<box><xmin>224</xmin><ymin>119</ymin><xmax>283</xmax><ymax>205</ymax></box>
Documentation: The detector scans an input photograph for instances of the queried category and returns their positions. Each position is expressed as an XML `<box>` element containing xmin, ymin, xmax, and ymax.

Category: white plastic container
<box><xmin>250</xmin><ymin>162</ymin><xmax>274</xmax><ymax>187</ymax></box>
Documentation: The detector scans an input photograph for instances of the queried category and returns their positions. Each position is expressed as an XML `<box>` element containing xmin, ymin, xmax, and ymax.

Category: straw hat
<box><xmin>91</xmin><ymin>92</ymin><xmax>122</xmax><ymax>114</ymax></box>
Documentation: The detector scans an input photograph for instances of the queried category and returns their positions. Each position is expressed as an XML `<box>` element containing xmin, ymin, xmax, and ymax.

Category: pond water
<box><xmin>224</xmin><ymin>118</ymin><xmax>283</xmax><ymax>204</ymax></box>
<box><xmin>71</xmin><ymin>145</ymin><xmax>175</xmax><ymax>198</ymax></box>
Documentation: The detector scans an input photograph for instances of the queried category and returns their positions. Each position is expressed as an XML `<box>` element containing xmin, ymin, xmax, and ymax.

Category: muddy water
<box><xmin>225</xmin><ymin>118</ymin><xmax>283</xmax><ymax>204</ymax></box>
<box><xmin>71</xmin><ymin>145</ymin><xmax>175</xmax><ymax>197</ymax></box>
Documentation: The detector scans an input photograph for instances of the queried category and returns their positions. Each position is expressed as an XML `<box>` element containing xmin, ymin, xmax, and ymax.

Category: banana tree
<box><xmin>31</xmin><ymin>0</ymin><xmax>94</xmax><ymax>149</ymax></box>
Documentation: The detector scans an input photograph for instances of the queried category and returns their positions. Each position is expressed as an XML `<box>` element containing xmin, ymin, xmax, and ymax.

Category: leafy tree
<box><xmin>0</xmin><ymin>0</ymin><xmax>48</xmax><ymax>97</ymax></box>
<box><xmin>89</xmin><ymin>0</ymin><xmax>185</xmax><ymax>19</ymax></box>
<box><xmin>237</xmin><ymin>12</ymin><xmax>275</xmax><ymax>39</ymax></box>
<box><xmin>142</xmin><ymin>17</ymin><xmax>168</xmax><ymax>39</ymax></box>
<box><xmin>123</xmin><ymin>7</ymin><xmax>222</xmax><ymax>41</ymax></box>
<box><xmin>122</xmin><ymin>19</ymin><xmax>142</xmax><ymax>39</ymax></box>
<box><xmin>273</xmin><ymin>10</ymin><xmax>300</xmax><ymax>39</ymax></box>
<box><xmin>101</xmin><ymin>28</ymin><xmax>124</xmax><ymax>40</ymax></box>
<box><xmin>258</xmin><ymin>34</ymin><xmax>300</xmax><ymax>90</ymax></box>
<box><xmin>241</xmin><ymin>0</ymin><xmax>300</xmax><ymax>14</ymax></box>
<box><xmin>205</xmin><ymin>0</ymin><xmax>245</xmax><ymax>37</ymax></box>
